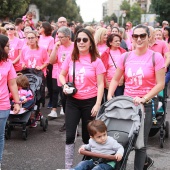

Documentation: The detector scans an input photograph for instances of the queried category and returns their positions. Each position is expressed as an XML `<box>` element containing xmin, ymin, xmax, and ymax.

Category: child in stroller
<box><xmin>10</xmin><ymin>74</ymin><xmax>34</xmax><ymax>113</ymax></box>
<box><xmin>74</xmin><ymin>120</ymin><xmax>124</xmax><ymax>170</ymax></box>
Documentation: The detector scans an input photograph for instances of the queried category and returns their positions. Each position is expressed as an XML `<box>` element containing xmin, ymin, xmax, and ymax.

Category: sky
<box><xmin>76</xmin><ymin>0</ymin><xmax>106</xmax><ymax>22</ymax></box>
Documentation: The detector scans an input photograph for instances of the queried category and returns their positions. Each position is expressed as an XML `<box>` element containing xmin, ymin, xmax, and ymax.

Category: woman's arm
<box><xmin>36</xmin><ymin>63</ymin><xmax>49</xmax><ymax>70</ymax></box>
<box><xmin>107</xmin><ymin>68</ymin><xmax>124</xmax><ymax>100</ymax></box>
<box><xmin>91</xmin><ymin>74</ymin><xmax>104</xmax><ymax>117</ymax></box>
<box><xmin>133</xmin><ymin>68</ymin><xmax>165</xmax><ymax>105</ymax></box>
<box><xmin>49</xmin><ymin>41</ymin><xmax>61</xmax><ymax>64</ymax></box>
<box><xmin>8</xmin><ymin>79</ymin><xmax>20</xmax><ymax>114</ymax></box>
<box><xmin>165</xmin><ymin>52</ymin><xmax>170</xmax><ymax>71</ymax></box>
<box><xmin>12</xmin><ymin>49</ymin><xmax>21</xmax><ymax>64</ymax></box>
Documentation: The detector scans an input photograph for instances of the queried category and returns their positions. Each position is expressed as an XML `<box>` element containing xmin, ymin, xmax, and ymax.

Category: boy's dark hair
<box><xmin>87</xmin><ymin>120</ymin><xmax>107</xmax><ymax>137</ymax></box>
<box><xmin>15</xmin><ymin>18</ymin><xmax>23</xmax><ymax>26</ymax></box>
<box><xmin>16</xmin><ymin>74</ymin><xmax>30</xmax><ymax>89</ymax></box>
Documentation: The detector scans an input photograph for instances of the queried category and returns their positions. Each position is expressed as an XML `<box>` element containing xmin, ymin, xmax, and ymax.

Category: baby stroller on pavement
<box><xmin>5</xmin><ymin>68</ymin><xmax>48</xmax><ymax>140</ymax></box>
<box><xmin>80</xmin><ymin>95</ymin><xmax>144</xmax><ymax>170</ymax></box>
<box><xmin>149</xmin><ymin>88</ymin><xmax>169</xmax><ymax>148</ymax></box>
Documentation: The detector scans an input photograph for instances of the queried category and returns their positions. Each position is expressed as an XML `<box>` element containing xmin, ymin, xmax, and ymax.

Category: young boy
<box><xmin>74</xmin><ymin>120</ymin><xmax>124</xmax><ymax>170</ymax></box>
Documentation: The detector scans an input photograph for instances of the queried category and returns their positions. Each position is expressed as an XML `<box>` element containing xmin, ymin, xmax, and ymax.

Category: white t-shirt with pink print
<box><xmin>62</xmin><ymin>54</ymin><xmax>106</xmax><ymax>100</ymax></box>
<box><xmin>8</xmin><ymin>37</ymin><xmax>23</xmax><ymax>71</ymax></box>
<box><xmin>0</xmin><ymin>60</ymin><xmax>17</xmax><ymax>110</ymax></box>
<box><xmin>20</xmin><ymin>46</ymin><xmax>49</xmax><ymax>76</ymax></box>
<box><xmin>117</xmin><ymin>49</ymin><xmax>164</xmax><ymax>97</ymax></box>
<box><xmin>52</xmin><ymin>43</ymin><xmax>74</xmax><ymax>85</ymax></box>
<box><xmin>106</xmin><ymin>49</ymin><xmax>121</xmax><ymax>83</ymax></box>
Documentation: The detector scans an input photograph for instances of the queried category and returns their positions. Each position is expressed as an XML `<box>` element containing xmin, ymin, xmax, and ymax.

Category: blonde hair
<box><xmin>94</xmin><ymin>27</ymin><xmax>107</xmax><ymax>45</ymax></box>
<box><xmin>85</xmin><ymin>26</ymin><xmax>95</xmax><ymax>36</ymax></box>
<box><xmin>0</xmin><ymin>27</ymin><xmax>7</xmax><ymax>35</ymax></box>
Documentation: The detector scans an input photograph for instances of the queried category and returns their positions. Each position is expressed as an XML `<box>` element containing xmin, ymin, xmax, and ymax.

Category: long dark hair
<box><xmin>72</xmin><ymin>28</ymin><xmax>100</xmax><ymax>62</ymax></box>
<box><xmin>42</xmin><ymin>21</ymin><xmax>52</xmax><ymax>36</ymax></box>
<box><xmin>164</xmin><ymin>26</ymin><xmax>170</xmax><ymax>44</ymax></box>
<box><xmin>0</xmin><ymin>34</ymin><xmax>9</xmax><ymax>62</ymax></box>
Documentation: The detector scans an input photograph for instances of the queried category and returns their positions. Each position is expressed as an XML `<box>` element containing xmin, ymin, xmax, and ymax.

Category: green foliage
<box><xmin>30</xmin><ymin>0</ymin><xmax>83</xmax><ymax>22</ymax></box>
<box><xmin>103</xmin><ymin>13</ymin><xmax>117</xmax><ymax>25</ymax></box>
<box><xmin>150</xmin><ymin>0</ymin><xmax>170</xmax><ymax>23</ymax></box>
<box><xmin>0</xmin><ymin>0</ymin><xmax>30</xmax><ymax>21</ymax></box>
<box><xmin>120</xmin><ymin>0</ymin><xmax>130</xmax><ymax>19</ymax></box>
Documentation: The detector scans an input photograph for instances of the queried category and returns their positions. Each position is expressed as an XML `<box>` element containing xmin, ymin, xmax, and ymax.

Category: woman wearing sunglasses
<box><xmin>107</xmin><ymin>24</ymin><xmax>165</xmax><ymax>170</ymax></box>
<box><xmin>59</xmin><ymin>28</ymin><xmax>106</xmax><ymax>169</ymax></box>
<box><xmin>4</xmin><ymin>23</ymin><xmax>23</xmax><ymax>72</ymax></box>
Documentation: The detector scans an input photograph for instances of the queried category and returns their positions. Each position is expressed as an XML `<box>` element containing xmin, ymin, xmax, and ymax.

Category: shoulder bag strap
<box><xmin>109</xmin><ymin>52</ymin><xmax>117</xmax><ymax>68</ymax></box>
<box><xmin>123</xmin><ymin>52</ymin><xmax>130</xmax><ymax>67</ymax></box>
<box><xmin>72</xmin><ymin>61</ymin><xmax>75</xmax><ymax>84</ymax></box>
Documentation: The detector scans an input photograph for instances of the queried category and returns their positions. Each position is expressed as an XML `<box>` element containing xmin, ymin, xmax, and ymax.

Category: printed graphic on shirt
<box><xmin>28</xmin><ymin>55</ymin><xmax>37</xmax><ymax>68</ymax></box>
<box><xmin>127</xmin><ymin>67</ymin><xmax>144</xmax><ymax>86</ymax></box>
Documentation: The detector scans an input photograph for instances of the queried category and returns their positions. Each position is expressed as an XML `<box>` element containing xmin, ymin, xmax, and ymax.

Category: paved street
<box><xmin>2</xmin><ymin>94</ymin><xmax>170</xmax><ymax>170</ymax></box>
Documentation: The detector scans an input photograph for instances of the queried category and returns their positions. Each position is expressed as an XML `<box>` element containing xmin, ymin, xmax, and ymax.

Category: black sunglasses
<box><xmin>76</xmin><ymin>37</ymin><xmax>89</xmax><ymax>43</ymax></box>
<box><xmin>132</xmin><ymin>33</ymin><xmax>147</xmax><ymax>40</ymax></box>
<box><xmin>6</xmin><ymin>28</ymin><xmax>15</xmax><ymax>30</ymax></box>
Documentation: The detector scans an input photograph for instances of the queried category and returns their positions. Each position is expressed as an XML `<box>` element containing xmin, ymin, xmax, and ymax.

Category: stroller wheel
<box><xmin>5</xmin><ymin>125</ymin><xmax>11</xmax><ymax>140</ymax></box>
<box><xmin>22</xmin><ymin>129</ymin><xmax>28</xmax><ymax>140</ymax></box>
<box><xmin>160</xmin><ymin>138</ymin><xmax>164</xmax><ymax>148</ymax></box>
<box><xmin>41</xmin><ymin>117</ymin><xmax>48</xmax><ymax>131</ymax></box>
<box><xmin>165</xmin><ymin>121</ymin><xmax>169</xmax><ymax>138</ymax></box>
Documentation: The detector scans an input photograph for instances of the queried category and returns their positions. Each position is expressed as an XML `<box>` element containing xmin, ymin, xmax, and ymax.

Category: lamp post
<box><xmin>122</xmin><ymin>11</ymin><xmax>126</xmax><ymax>27</ymax></box>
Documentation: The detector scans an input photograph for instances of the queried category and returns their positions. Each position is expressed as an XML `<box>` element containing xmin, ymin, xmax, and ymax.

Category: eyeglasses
<box><xmin>27</xmin><ymin>37</ymin><xmax>36</xmax><ymax>40</ymax></box>
<box><xmin>76</xmin><ymin>37</ymin><xmax>89</xmax><ymax>43</ymax></box>
<box><xmin>132</xmin><ymin>33</ymin><xmax>147</xmax><ymax>40</ymax></box>
<box><xmin>6</xmin><ymin>28</ymin><xmax>15</xmax><ymax>30</ymax></box>
<box><xmin>58</xmin><ymin>36</ymin><xmax>66</xmax><ymax>39</ymax></box>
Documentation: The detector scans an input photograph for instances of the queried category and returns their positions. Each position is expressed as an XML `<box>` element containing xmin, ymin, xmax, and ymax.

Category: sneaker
<box><xmin>36</xmin><ymin>112</ymin><xmax>43</xmax><ymax>121</ymax></box>
<box><xmin>30</xmin><ymin>121</ymin><xmax>37</xmax><ymax>128</ymax></box>
<box><xmin>59</xmin><ymin>123</ymin><xmax>66</xmax><ymax>132</ymax></box>
<box><xmin>48</xmin><ymin>110</ymin><xmax>58</xmax><ymax>118</ymax></box>
<box><xmin>47</xmin><ymin>101</ymin><xmax>52</xmax><ymax>109</ymax></box>
<box><xmin>143</xmin><ymin>157</ymin><xmax>154</xmax><ymax>170</ymax></box>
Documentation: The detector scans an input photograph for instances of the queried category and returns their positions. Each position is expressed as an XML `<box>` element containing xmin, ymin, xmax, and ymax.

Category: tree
<box><xmin>0</xmin><ymin>0</ymin><xmax>30</xmax><ymax>21</ymax></box>
<box><xmin>130</xmin><ymin>3</ymin><xmax>144</xmax><ymax>25</ymax></box>
<box><xmin>120</xmin><ymin>0</ymin><xmax>130</xmax><ymax>20</ymax></box>
<box><xmin>150</xmin><ymin>0</ymin><xmax>170</xmax><ymax>23</ymax></box>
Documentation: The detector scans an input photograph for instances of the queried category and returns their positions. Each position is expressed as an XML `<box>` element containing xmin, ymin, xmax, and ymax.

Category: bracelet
<box><xmin>14</xmin><ymin>101</ymin><xmax>21</xmax><ymax>104</ymax></box>
<box><xmin>62</xmin><ymin>83</ymin><xmax>66</xmax><ymax>88</ymax></box>
<box><xmin>142</xmin><ymin>96</ymin><xmax>150</xmax><ymax>103</ymax></box>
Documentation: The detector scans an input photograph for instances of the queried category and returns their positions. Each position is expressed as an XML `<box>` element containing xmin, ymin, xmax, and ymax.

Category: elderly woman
<box><xmin>49</xmin><ymin>26</ymin><xmax>74</xmax><ymax>132</ymax></box>
<box><xmin>108</xmin><ymin>24</ymin><xmax>165</xmax><ymax>170</ymax></box>
<box><xmin>59</xmin><ymin>29</ymin><xmax>105</xmax><ymax>168</ymax></box>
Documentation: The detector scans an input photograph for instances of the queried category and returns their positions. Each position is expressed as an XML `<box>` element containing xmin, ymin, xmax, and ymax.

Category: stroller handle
<box><xmin>80</xmin><ymin>150</ymin><xmax>117</xmax><ymax>160</ymax></box>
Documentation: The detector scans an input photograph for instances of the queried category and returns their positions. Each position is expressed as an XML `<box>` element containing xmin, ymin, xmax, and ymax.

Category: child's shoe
<box><xmin>30</xmin><ymin>121</ymin><xmax>37</xmax><ymax>128</ymax></box>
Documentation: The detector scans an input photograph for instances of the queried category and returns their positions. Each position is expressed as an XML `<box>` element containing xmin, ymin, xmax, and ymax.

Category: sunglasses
<box><xmin>6</xmin><ymin>28</ymin><xmax>15</xmax><ymax>30</ymax></box>
<box><xmin>76</xmin><ymin>37</ymin><xmax>89</xmax><ymax>43</ymax></box>
<box><xmin>132</xmin><ymin>33</ymin><xmax>147</xmax><ymax>40</ymax></box>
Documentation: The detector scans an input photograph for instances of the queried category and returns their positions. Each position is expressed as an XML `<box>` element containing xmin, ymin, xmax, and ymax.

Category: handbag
<box><xmin>65</xmin><ymin>61</ymin><xmax>77</xmax><ymax>96</ymax></box>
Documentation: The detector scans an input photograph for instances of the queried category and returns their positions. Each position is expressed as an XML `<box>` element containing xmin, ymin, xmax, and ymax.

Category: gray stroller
<box><xmin>80</xmin><ymin>95</ymin><xmax>144</xmax><ymax>170</ymax></box>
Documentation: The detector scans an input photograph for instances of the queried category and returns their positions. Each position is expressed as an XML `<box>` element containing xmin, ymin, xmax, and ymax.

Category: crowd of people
<box><xmin>0</xmin><ymin>10</ymin><xmax>170</xmax><ymax>170</ymax></box>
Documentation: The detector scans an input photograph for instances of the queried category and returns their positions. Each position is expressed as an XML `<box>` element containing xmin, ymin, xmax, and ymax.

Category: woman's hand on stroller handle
<box><xmin>13</xmin><ymin>103</ymin><xmax>21</xmax><ymax>114</ymax></box>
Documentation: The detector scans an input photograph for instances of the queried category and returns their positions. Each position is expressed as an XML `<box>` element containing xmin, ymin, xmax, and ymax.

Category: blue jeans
<box><xmin>74</xmin><ymin>160</ymin><xmax>113</xmax><ymax>170</ymax></box>
<box><xmin>0</xmin><ymin>110</ymin><xmax>10</xmax><ymax>162</ymax></box>
<box><xmin>165</xmin><ymin>69</ymin><xmax>170</xmax><ymax>84</ymax></box>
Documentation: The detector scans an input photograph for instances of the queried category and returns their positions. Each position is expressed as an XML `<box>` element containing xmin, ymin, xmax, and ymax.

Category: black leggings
<box><xmin>65</xmin><ymin>96</ymin><xmax>96</xmax><ymax>144</ymax></box>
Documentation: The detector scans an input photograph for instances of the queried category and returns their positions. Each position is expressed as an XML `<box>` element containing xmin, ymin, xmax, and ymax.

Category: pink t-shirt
<box><xmin>117</xmin><ymin>49</ymin><xmax>164</xmax><ymax>97</ymax></box>
<box><xmin>52</xmin><ymin>43</ymin><xmax>74</xmax><ymax>85</ymax></box>
<box><xmin>38</xmin><ymin>35</ymin><xmax>54</xmax><ymax>51</ymax></box>
<box><xmin>0</xmin><ymin>60</ymin><xmax>17</xmax><ymax>110</ymax></box>
<box><xmin>106</xmin><ymin>49</ymin><xmax>121</xmax><ymax>83</ymax></box>
<box><xmin>97</xmin><ymin>44</ymin><xmax>108</xmax><ymax>56</ymax></box>
<box><xmin>62</xmin><ymin>54</ymin><xmax>106</xmax><ymax>99</ymax></box>
<box><xmin>8</xmin><ymin>37</ymin><xmax>23</xmax><ymax>71</ymax></box>
<box><xmin>20</xmin><ymin>46</ymin><xmax>49</xmax><ymax>76</ymax></box>
<box><xmin>149</xmin><ymin>40</ymin><xmax>169</xmax><ymax>57</ymax></box>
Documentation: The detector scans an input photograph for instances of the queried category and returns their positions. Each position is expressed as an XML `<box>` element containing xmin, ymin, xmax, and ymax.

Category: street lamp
<box><xmin>122</xmin><ymin>11</ymin><xmax>126</xmax><ymax>27</ymax></box>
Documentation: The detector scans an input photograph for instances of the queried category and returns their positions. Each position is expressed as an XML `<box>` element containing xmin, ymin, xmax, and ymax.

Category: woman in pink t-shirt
<box><xmin>5</xmin><ymin>23</ymin><xmax>23</xmax><ymax>72</ymax></box>
<box><xmin>0</xmin><ymin>34</ymin><xmax>20</xmax><ymax>168</ymax></box>
<box><xmin>59</xmin><ymin>29</ymin><xmax>106</xmax><ymax>169</ymax></box>
<box><xmin>101</xmin><ymin>33</ymin><xmax>126</xmax><ymax>102</ymax></box>
<box><xmin>108</xmin><ymin>24</ymin><xmax>165</xmax><ymax>170</ymax></box>
<box><xmin>38</xmin><ymin>21</ymin><xmax>54</xmax><ymax>109</ymax></box>
<box><xmin>94</xmin><ymin>27</ymin><xmax>108</xmax><ymax>56</ymax></box>
<box><xmin>20</xmin><ymin>30</ymin><xmax>49</xmax><ymax>76</ymax></box>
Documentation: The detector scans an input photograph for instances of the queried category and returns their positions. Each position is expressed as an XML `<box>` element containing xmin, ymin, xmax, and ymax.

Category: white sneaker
<box><xmin>48</xmin><ymin>110</ymin><xmax>58</xmax><ymax>118</ymax></box>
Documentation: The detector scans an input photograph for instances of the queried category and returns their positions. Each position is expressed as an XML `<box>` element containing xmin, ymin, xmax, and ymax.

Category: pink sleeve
<box><xmin>49</xmin><ymin>38</ymin><xmax>54</xmax><ymax>50</ymax></box>
<box><xmin>94</xmin><ymin>58</ymin><xmax>106</xmax><ymax>75</ymax></box>
<box><xmin>162</xmin><ymin>42</ymin><xmax>169</xmax><ymax>56</ymax></box>
<box><xmin>117</xmin><ymin>52</ymin><xmax>127</xmax><ymax>71</ymax></box>
<box><xmin>154</xmin><ymin>52</ymin><xmax>165</xmax><ymax>71</ymax></box>
<box><xmin>20</xmin><ymin>49</ymin><xmax>25</xmax><ymax>64</ymax></box>
<box><xmin>7</xmin><ymin>62</ymin><xmax>17</xmax><ymax>80</ymax></box>
<box><xmin>18</xmin><ymin>39</ymin><xmax>23</xmax><ymax>49</ymax></box>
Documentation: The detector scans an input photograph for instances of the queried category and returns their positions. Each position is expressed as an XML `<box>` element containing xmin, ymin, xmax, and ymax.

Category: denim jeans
<box><xmin>134</xmin><ymin>98</ymin><xmax>158</xmax><ymax>170</ymax></box>
<box><xmin>74</xmin><ymin>160</ymin><xmax>113</xmax><ymax>170</ymax></box>
<box><xmin>165</xmin><ymin>69</ymin><xmax>170</xmax><ymax>84</ymax></box>
<box><xmin>0</xmin><ymin>110</ymin><xmax>10</xmax><ymax>162</ymax></box>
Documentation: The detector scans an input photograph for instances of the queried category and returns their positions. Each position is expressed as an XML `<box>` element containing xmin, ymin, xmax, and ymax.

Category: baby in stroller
<box><xmin>74</xmin><ymin>120</ymin><xmax>124</xmax><ymax>170</ymax></box>
<box><xmin>9</xmin><ymin>74</ymin><xmax>35</xmax><ymax>127</ymax></box>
